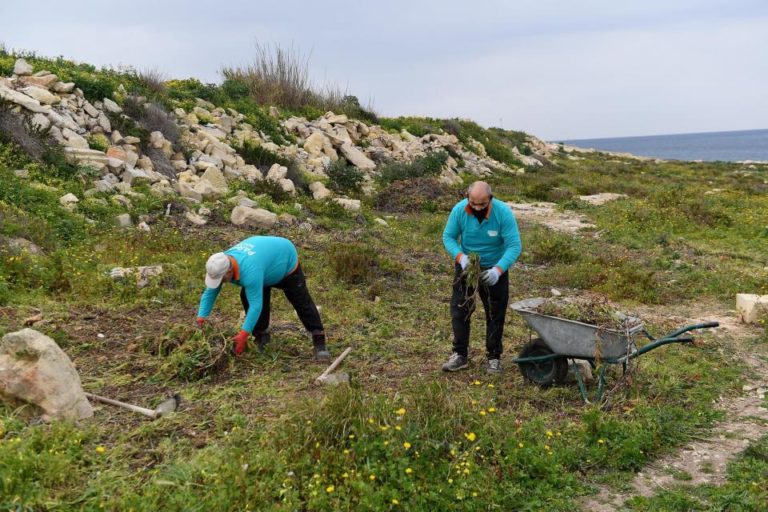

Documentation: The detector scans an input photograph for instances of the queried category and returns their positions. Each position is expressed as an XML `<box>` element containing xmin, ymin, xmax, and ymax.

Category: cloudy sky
<box><xmin>1</xmin><ymin>0</ymin><xmax>766</xmax><ymax>140</ymax></box>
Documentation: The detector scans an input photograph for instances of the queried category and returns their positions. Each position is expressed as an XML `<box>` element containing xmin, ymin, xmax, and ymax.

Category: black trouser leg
<box><xmin>450</xmin><ymin>264</ymin><xmax>472</xmax><ymax>357</ymax></box>
<box><xmin>240</xmin><ymin>286</ymin><xmax>272</xmax><ymax>334</ymax></box>
<box><xmin>478</xmin><ymin>270</ymin><xmax>509</xmax><ymax>360</ymax></box>
<box><xmin>275</xmin><ymin>265</ymin><xmax>324</xmax><ymax>334</ymax></box>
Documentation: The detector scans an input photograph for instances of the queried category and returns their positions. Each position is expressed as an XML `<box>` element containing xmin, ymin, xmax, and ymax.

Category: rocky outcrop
<box><xmin>0</xmin><ymin>328</ymin><xmax>93</xmax><ymax>421</ymax></box>
<box><xmin>2</xmin><ymin>57</ymin><xmax>547</xmax><ymax>223</ymax></box>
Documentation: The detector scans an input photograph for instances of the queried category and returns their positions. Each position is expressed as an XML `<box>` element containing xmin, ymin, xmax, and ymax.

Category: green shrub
<box><xmin>328</xmin><ymin>243</ymin><xmax>379</xmax><ymax>284</ymax></box>
<box><xmin>527</xmin><ymin>233</ymin><xmax>580</xmax><ymax>264</ymax></box>
<box><xmin>220</xmin><ymin>42</ymin><xmax>375</xmax><ymax>123</ymax></box>
<box><xmin>122</xmin><ymin>97</ymin><xmax>180</xmax><ymax>148</ymax></box>
<box><xmin>379</xmin><ymin>116</ymin><xmax>444</xmax><ymax>137</ymax></box>
<box><xmin>0</xmin><ymin>102</ymin><xmax>57</xmax><ymax>162</ymax></box>
<box><xmin>327</xmin><ymin>159</ymin><xmax>364</xmax><ymax>195</ymax></box>
<box><xmin>132</xmin><ymin>67</ymin><xmax>167</xmax><ymax>96</ymax></box>
<box><xmin>373</xmin><ymin>177</ymin><xmax>457</xmax><ymax>213</ymax></box>
<box><xmin>377</xmin><ymin>151</ymin><xmax>448</xmax><ymax>185</ymax></box>
<box><xmin>597</xmin><ymin>259</ymin><xmax>661</xmax><ymax>304</ymax></box>
<box><xmin>86</xmin><ymin>133</ymin><xmax>109</xmax><ymax>152</ymax></box>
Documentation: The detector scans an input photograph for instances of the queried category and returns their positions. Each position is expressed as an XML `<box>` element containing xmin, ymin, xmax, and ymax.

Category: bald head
<box><xmin>467</xmin><ymin>181</ymin><xmax>492</xmax><ymax>210</ymax></box>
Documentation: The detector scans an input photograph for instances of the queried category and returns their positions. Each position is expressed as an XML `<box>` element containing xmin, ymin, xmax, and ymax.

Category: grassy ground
<box><xmin>1</xmin><ymin>138</ymin><xmax>767</xmax><ymax>510</ymax></box>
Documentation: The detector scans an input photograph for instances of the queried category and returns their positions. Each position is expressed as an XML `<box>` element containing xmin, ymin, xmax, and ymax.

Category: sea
<box><xmin>559</xmin><ymin>128</ymin><xmax>768</xmax><ymax>162</ymax></box>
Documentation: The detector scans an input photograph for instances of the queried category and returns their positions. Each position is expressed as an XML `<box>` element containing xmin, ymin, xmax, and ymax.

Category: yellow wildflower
<box><xmin>326</xmin><ymin>485</ymin><xmax>335</xmax><ymax>493</ymax></box>
<box><xmin>403</xmin><ymin>442</ymin><xmax>412</xmax><ymax>450</ymax></box>
<box><xmin>392</xmin><ymin>498</ymin><xmax>399</xmax><ymax>505</ymax></box>
<box><xmin>95</xmin><ymin>446</ymin><xmax>106</xmax><ymax>454</ymax></box>
<box><xmin>369</xmin><ymin>474</ymin><xmax>376</xmax><ymax>481</ymax></box>
<box><xmin>405</xmin><ymin>468</ymin><xmax>413</xmax><ymax>474</ymax></box>
<box><xmin>464</xmin><ymin>432</ymin><xmax>477</xmax><ymax>442</ymax></box>
<box><xmin>395</xmin><ymin>408</ymin><xmax>406</xmax><ymax>416</ymax></box>
<box><xmin>479</xmin><ymin>410</ymin><xmax>487</xmax><ymax>416</ymax></box>
<box><xmin>488</xmin><ymin>407</ymin><xmax>496</xmax><ymax>413</ymax></box>
<box><xmin>518</xmin><ymin>442</ymin><xmax>524</xmax><ymax>448</ymax></box>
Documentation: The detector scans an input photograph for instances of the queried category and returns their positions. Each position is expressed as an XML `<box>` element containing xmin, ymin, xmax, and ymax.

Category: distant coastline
<box><xmin>557</xmin><ymin>128</ymin><xmax>768</xmax><ymax>162</ymax></box>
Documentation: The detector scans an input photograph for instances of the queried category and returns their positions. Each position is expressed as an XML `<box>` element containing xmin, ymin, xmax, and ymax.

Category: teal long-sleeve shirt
<box><xmin>196</xmin><ymin>236</ymin><xmax>299</xmax><ymax>333</ymax></box>
<box><xmin>442</xmin><ymin>198</ymin><xmax>522</xmax><ymax>272</ymax></box>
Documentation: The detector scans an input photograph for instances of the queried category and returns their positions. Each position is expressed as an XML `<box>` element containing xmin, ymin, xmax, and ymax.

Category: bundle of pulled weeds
<box><xmin>533</xmin><ymin>297</ymin><xmax>640</xmax><ymax>331</ymax></box>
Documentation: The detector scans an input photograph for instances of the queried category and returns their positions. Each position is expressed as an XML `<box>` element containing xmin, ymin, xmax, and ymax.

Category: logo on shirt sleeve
<box><xmin>487</xmin><ymin>230</ymin><xmax>498</xmax><ymax>237</ymax></box>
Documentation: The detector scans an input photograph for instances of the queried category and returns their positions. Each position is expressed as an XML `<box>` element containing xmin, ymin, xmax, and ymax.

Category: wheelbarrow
<box><xmin>510</xmin><ymin>298</ymin><xmax>719</xmax><ymax>403</ymax></box>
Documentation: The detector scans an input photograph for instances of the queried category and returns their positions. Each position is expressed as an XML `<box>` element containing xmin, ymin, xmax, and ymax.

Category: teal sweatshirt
<box><xmin>442</xmin><ymin>198</ymin><xmax>522</xmax><ymax>272</ymax></box>
<box><xmin>197</xmin><ymin>236</ymin><xmax>299</xmax><ymax>333</ymax></box>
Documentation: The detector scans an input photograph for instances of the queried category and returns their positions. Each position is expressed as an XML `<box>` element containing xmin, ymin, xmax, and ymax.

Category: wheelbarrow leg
<box><xmin>573</xmin><ymin>362</ymin><xmax>609</xmax><ymax>404</ymax></box>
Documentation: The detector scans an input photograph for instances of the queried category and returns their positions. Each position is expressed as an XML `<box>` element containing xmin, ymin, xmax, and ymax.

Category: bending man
<box><xmin>196</xmin><ymin>235</ymin><xmax>330</xmax><ymax>360</ymax></box>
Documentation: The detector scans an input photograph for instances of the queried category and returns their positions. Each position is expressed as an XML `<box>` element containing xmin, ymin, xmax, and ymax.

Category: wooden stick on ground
<box><xmin>315</xmin><ymin>347</ymin><xmax>352</xmax><ymax>383</ymax></box>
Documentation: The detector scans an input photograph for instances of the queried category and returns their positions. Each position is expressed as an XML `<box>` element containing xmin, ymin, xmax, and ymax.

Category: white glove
<box><xmin>481</xmin><ymin>267</ymin><xmax>501</xmax><ymax>286</ymax></box>
<box><xmin>458</xmin><ymin>254</ymin><xmax>469</xmax><ymax>270</ymax></box>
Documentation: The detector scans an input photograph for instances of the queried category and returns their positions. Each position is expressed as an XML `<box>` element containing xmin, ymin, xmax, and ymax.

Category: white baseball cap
<box><xmin>205</xmin><ymin>252</ymin><xmax>231</xmax><ymax>288</ymax></box>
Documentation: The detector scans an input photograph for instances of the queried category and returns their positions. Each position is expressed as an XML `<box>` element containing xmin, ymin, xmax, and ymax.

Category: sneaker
<box><xmin>486</xmin><ymin>358</ymin><xmax>502</xmax><ymax>375</ymax></box>
<box><xmin>312</xmin><ymin>333</ymin><xmax>331</xmax><ymax>362</ymax></box>
<box><xmin>442</xmin><ymin>353</ymin><xmax>469</xmax><ymax>372</ymax></box>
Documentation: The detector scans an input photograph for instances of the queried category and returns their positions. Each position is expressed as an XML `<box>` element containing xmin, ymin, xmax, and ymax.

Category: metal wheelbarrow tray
<box><xmin>510</xmin><ymin>298</ymin><xmax>719</xmax><ymax>402</ymax></box>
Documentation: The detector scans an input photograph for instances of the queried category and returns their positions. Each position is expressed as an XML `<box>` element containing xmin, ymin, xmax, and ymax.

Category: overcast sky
<box><xmin>1</xmin><ymin>0</ymin><xmax>766</xmax><ymax>140</ymax></box>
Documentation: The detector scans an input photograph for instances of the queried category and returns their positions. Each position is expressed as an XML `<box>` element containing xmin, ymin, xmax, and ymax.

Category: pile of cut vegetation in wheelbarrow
<box><xmin>531</xmin><ymin>296</ymin><xmax>640</xmax><ymax>331</ymax></box>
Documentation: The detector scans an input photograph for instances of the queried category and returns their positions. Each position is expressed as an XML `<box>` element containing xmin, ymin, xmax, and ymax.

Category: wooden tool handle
<box><xmin>85</xmin><ymin>392</ymin><xmax>156</xmax><ymax>418</ymax></box>
<box><xmin>317</xmin><ymin>347</ymin><xmax>352</xmax><ymax>380</ymax></box>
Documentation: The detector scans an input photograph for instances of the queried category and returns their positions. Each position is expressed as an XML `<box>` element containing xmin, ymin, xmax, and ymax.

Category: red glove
<box><xmin>233</xmin><ymin>330</ymin><xmax>249</xmax><ymax>356</ymax></box>
<box><xmin>196</xmin><ymin>317</ymin><xmax>206</xmax><ymax>329</ymax></box>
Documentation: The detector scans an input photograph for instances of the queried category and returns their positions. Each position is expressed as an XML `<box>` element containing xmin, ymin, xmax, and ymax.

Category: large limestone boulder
<box><xmin>278</xmin><ymin>178</ymin><xmax>296</xmax><ymax>195</ymax></box>
<box><xmin>0</xmin><ymin>82</ymin><xmax>50</xmax><ymax>113</ymax></box>
<box><xmin>266</xmin><ymin>163</ymin><xmax>288</xmax><ymax>181</ymax></box>
<box><xmin>0</xmin><ymin>328</ymin><xmax>93</xmax><ymax>421</ymax></box>
<box><xmin>19</xmin><ymin>85</ymin><xmax>59</xmax><ymax>105</ymax></box>
<box><xmin>231</xmin><ymin>206</ymin><xmax>278</xmax><ymax>229</ymax></box>
<box><xmin>199</xmin><ymin>166</ymin><xmax>228</xmax><ymax>191</ymax></box>
<box><xmin>736</xmin><ymin>294</ymin><xmax>768</xmax><ymax>324</ymax></box>
<box><xmin>309</xmin><ymin>131</ymin><xmax>338</xmax><ymax>160</ymax></box>
<box><xmin>339</xmin><ymin>143</ymin><xmax>376</xmax><ymax>171</ymax></box>
<box><xmin>333</xmin><ymin>198</ymin><xmax>362</xmax><ymax>211</ymax></box>
<box><xmin>309</xmin><ymin>181</ymin><xmax>332</xmax><ymax>200</ymax></box>
<box><xmin>13</xmin><ymin>59</ymin><xmax>34</xmax><ymax>75</ymax></box>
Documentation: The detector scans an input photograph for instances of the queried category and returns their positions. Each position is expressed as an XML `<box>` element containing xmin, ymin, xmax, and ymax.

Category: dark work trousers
<box><xmin>450</xmin><ymin>264</ymin><xmax>509</xmax><ymax>359</ymax></box>
<box><xmin>240</xmin><ymin>264</ymin><xmax>324</xmax><ymax>335</ymax></box>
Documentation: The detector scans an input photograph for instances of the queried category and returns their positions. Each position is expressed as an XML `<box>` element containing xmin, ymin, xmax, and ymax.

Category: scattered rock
<box><xmin>309</xmin><ymin>181</ymin><xmax>332</xmax><ymax>200</ymax></box>
<box><xmin>736</xmin><ymin>294</ymin><xmax>768</xmax><ymax>324</ymax></box>
<box><xmin>185</xmin><ymin>211</ymin><xmax>208</xmax><ymax>226</ymax></box>
<box><xmin>333</xmin><ymin>198</ymin><xmax>361</xmax><ymax>211</ymax></box>
<box><xmin>116</xmin><ymin>213</ymin><xmax>132</xmax><ymax>228</ymax></box>
<box><xmin>0</xmin><ymin>328</ymin><xmax>93</xmax><ymax>421</ymax></box>
<box><xmin>230</xmin><ymin>206</ymin><xmax>278</xmax><ymax>229</ymax></box>
<box><xmin>13</xmin><ymin>59</ymin><xmax>34</xmax><ymax>75</ymax></box>
<box><xmin>578</xmin><ymin>193</ymin><xmax>628</xmax><ymax>205</ymax></box>
<box><xmin>59</xmin><ymin>193</ymin><xmax>79</xmax><ymax>207</ymax></box>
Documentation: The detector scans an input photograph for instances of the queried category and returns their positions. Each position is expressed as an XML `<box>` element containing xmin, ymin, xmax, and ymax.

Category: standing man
<box><xmin>442</xmin><ymin>181</ymin><xmax>522</xmax><ymax>374</ymax></box>
<box><xmin>196</xmin><ymin>235</ymin><xmax>330</xmax><ymax>361</ymax></box>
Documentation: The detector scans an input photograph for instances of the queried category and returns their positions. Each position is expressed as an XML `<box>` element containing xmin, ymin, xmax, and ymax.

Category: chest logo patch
<box><xmin>487</xmin><ymin>230</ymin><xmax>498</xmax><ymax>237</ymax></box>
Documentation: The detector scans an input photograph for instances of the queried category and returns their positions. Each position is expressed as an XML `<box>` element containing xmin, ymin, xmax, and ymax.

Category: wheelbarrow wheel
<box><xmin>517</xmin><ymin>338</ymin><xmax>568</xmax><ymax>388</ymax></box>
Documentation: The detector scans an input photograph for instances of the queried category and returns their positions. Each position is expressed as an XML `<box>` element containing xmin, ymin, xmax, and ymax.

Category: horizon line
<box><xmin>554</xmin><ymin>127</ymin><xmax>768</xmax><ymax>143</ymax></box>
